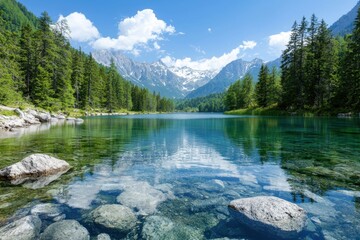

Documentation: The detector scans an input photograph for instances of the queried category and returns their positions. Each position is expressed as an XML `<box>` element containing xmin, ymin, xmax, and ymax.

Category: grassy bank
<box><xmin>225</xmin><ymin>106</ymin><xmax>288</xmax><ymax>116</ymax></box>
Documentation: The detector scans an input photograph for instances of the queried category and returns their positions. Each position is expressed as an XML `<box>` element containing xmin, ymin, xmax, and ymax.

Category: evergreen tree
<box><xmin>255</xmin><ymin>65</ymin><xmax>269</xmax><ymax>107</ymax></box>
<box><xmin>344</xmin><ymin>7</ymin><xmax>360</xmax><ymax>110</ymax></box>
<box><xmin>0</xmin><ymin>18</ymin><xmax>22</xmax><ymax>104</ymax></box>
<box><xmin>70</xmin><ymin>49</ymin><xmax>84</xmax><ymax>108</ymax></box>
<box><xmin>18</xmin><ymin>23</ymin><xmax>34</xmax><ymax>99</ymax></box>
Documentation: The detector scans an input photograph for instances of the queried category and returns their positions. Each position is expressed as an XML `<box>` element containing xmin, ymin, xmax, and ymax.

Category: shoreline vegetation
<box><xmin>0</xmin><ymin>1</ymin><xmax>175</xmax><ymax>116</ymax></box>
<box><xmin>225</xmin><ymin>106</ymin><xmax>360</xmax><ymax>117</ymax></box>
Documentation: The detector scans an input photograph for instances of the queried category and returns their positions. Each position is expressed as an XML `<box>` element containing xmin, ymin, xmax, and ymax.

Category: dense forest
<box><xmin>226</xmin><ymin>9</ymin><xmax>360</xmax><ymax>114</ymax></box>
<box><xmin>0</xmin><ymin>0</ymin><xmax>174</xmax><ymax>113</ymax></box>
<box><xmin>175</xmin><ymin>93</ymin><xmax>225</xmax><ymax>112</ymax></box>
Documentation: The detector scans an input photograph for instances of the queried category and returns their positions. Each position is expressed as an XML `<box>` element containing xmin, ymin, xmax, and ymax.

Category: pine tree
<box><xmin>345</xmin><ymin>7</ymin><xmax>360</xmax><ymax>110</ymax></box>
<box><xmin>241</xmin><ymin>74</ymin><xmax>254</xmax><ymax>108</ymax></box>
<box><xmin>267</xmin><ymin>67</ymin><xmax>281</xmax><ymax>106</ymax></box>
<box><xmin>32</xmin><ymin>11</ymin><xmax>55</xmax><ymax>107</ymax></box>
<box><xmin>255</xmin><ymin>65</ymin><xmax>269</xmax><ymax>107</ymax></box>
<box><xmin>71</xmin><ymin>49</ymin><xmax>84</xmax><ymax>108</ymax></box>
<box><xmin>53</xmin><ymin>18</ymin><xmax>74</xmax><ymax>110</ymax></box>
<box><xmin>0</xmin><ymin>18</ymin><xmax>22</xmax><ymax>104</ymax></box>
<box><xmin>18</xmin><ymin>23</ymin><xmax>34</xmax><ymax>99</ymax></box>
<box><xmin>304</xmin><ymin>14</ymin><xmax>319</xmax><ymax>107</ymax></box>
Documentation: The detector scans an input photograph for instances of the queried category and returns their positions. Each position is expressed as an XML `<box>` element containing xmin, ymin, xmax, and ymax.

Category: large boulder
<box><xmin>228</xmin><ymin>196</ymin><xmax>307</xmax><ymax>239</ymax></box>
<box><xmin>0</xmin><ymin>154</ymin><xmax>70</xmax><ymax>180</ymax></box>
<box><xmin>40</xmin><ymin>220</ymin><xmax>89</xmax><ymax>240</ymax></box>
<box><xmin>90</xmin><ymin>204</ymin><xmax>137</xmax><ymax>233</ymax></box>
<box><xmin>32</xmin><ymin>111</ymin><xmax>51</xmax><ymax>123</ymax></box>
<box><xmin>0</xmin><ymin>215</ymin><xmax>41</xmax><ymax>240</ymax></box>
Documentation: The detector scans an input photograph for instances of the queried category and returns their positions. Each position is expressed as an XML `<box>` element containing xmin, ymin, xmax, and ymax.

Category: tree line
<box><xmin>226</xmin><ymin>9</ymin><xmax>360</xmax><ymax>113</ymax></box>
<box><xmin>0</xmin><ymin>9</ymin><xmax>174</xmax><ymax>113</ymax></box>
<box><xmin>176</xmin><ymin>93</ymin><xmax>225</xmax><ymax>112</ymax></box>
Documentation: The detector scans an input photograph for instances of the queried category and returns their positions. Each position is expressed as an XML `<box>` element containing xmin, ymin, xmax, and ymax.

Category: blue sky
<box><xmin>19</xmin><ymin>0</ymin><xmax>358</xmax><ymax>71</ymax></box>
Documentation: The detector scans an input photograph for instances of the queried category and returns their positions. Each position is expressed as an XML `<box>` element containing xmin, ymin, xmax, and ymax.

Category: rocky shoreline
<box><xmin>0</xmin><ymin>106</ymin><xmax>83</xmax><ymax>132</ymax></box>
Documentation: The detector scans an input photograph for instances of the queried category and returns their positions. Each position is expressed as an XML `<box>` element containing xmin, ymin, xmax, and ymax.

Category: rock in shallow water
<box><xmin>116</xmin><ymin>181</ymin><xmax>168</xmax><ymax>215</ymax></box>
<box><xmin>97</xmin><ymin>233</ymin><xmax>111</xmax><ymax>240</ymax></box>
<box><xmin>0</xmin><ymin>154</ymin><xmax>70</xmax><ymax>180</ymax></box>
<box><xmin>90</xmin><ymin>204</ymin><xmax>137</xmax><ymax>233</ymax></box>
<box><xmin>0</xmin><ymin>215</ymin><xmax>41</xmax><ymax>240</ymax></box>
<box><xmin>40</xmin><ymin>220</ymin><xmax>89</xmax><ymax>240</ymax></box>
<box><xmin>228</xmin><ymin>196</ymin><xmax>307</xmax><ymax>239</ymax></box>
<box><xmin>141</xmin><ymin>215</ymin><xmax>203</xmax><ymax>240</ymax></box>
<box><xmin>30</xmin><ymin>203</ymin><xmax>62</xmax><ymax>220</ymax></box>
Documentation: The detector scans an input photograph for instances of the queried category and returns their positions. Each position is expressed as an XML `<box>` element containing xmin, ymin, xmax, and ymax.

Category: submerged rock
<box><xmin>0</xmin><ymin>215</ymin><xmax>41</xmax><ymax>240</ymax></box>
<box><xmin>90</xmin><ymin>204</ymin><xmax>137</xmax><ymax>233</ymax></box>
<box><xmin>30</xmin><ymin>203</ymin><xmax>62</xmax><ymax>219</ymax></box>
<box><xmin>142</xmin><ymin>216</ymin><xmax>174</xmax><ymax>240</ymax></box>
<box><xmin>141</xmin><ymin>215</ymin><xmax>202</xmax><ymax>240</ymax></box>
<box><xmin>19</xmin><ymin>169</ymin><xmax>70</xmax><ymax>189</ymax></box>
<box><xmin>116</xmin><ymin>182</ymin><xmax>168</xmax><ymax>215</ymax></box>
<box><xmin>228</xmin><ymin>196</ymin><xmax>307</xmax><ymax>239</ymax></box>
<box><xmin>97</xmin><ymin>233</ymin><xmax>111</xmax><ymax>240</ymax></box>
<box><xmin>0</xmin><ymin>154</ymin><xmax>70</xmax><ymax>180</ymax></box>
<box><xmin>40</xmin><ymin>220</ymin><xmax>89</xmax><ymax>240</ymax></box>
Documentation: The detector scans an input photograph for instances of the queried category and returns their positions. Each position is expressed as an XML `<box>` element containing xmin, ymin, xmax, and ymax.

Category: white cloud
<box><xmin>161</xmin><ymin>40</ymin><xmax>257</xmax><ymax>71</ymax></box>
<box><xmin>241</xmin><ymin>40</ymin><xmax>257</xmax><ymax>50</ymax></box>
<box><xmin>268</xmin><ymin>31</ymin><xmax>291</xmax><ymax>52</ymax></box>
<box><xmin>57</xmin><ymin>12</ymin><xmax>100</xmax><ymax>42</ymax></box>
<box><xmin>208</xmin><ymin>28</ymin><xmax>212</xmax><ymax>33</ymax></box>
<box><xmin>92</xmin><ymin>9</ymin><xmax>175</xmax><ymax>54</ymax></box>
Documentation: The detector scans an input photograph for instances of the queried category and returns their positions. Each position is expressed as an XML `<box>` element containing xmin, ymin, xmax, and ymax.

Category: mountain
<box><xmin>186</xmin><ymin>58</ymin><xmax>280</xmax><ymax>98</ymax></box>
<box><xmin>168</xmin><ymin>66</ymin><xmax>218</xmax><ymax>92</ymax></box>
<box><xmin>186</xmin><ymin>58</ymin><xmax>281</xmax><ymax>99</ymax></box>
<box><xmin>330</xmin><ymin>1</ymin><xmax>360</xmax><ymax>36</ymax></box>
<box><xmin>93</xmin><ymin>50</ymin><xmax>215</xmax><ymax>98</ymax></box>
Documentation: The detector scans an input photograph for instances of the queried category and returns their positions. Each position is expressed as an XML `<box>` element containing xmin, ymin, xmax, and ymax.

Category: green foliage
<box><xmin>225</xmin><ymin>74</ymin><xmax>254</xmax><ymax>111</ymax></box>
<box><xmin>0</xmin><ymin>5</ymin><xmax>173</xmax><ymax>113</ymax></box>
<box><xmin>176</xmin><ymin>93</ymin><xmax>225</xmax><ymax>112</ymax></box>
<box><xmin>280</xmin><ymin>12</ymin><xmax>360</xmax><ymax>113</ymax></box>
<box><xmin>0</xmin><ymin>0</ymin><xmax>38</xmax><ymax>32</ymax></box>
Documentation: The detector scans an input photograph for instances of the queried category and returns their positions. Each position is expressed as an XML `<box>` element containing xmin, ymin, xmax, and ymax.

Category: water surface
<box><xmin>0</xmin><ymin>113</ymin><xmax>360</xmax><ymax>239</ymax></box>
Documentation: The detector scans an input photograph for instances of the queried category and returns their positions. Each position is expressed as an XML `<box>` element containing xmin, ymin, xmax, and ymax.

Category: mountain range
<box><xmin>93</xmin><ymin>50</ymin><xmax>280</xmax><ymax>99</ymax></box>
<box><xmin>93</xmin><ymin>1</ymin><xmax>358</xmax><ymax>99</ymax></box>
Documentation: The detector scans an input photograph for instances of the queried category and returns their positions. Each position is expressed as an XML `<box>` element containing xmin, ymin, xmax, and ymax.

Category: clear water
<box><xmin>0</xmin><ymin>113</ymin><xmax>360</xmax><ymax>239</ymax></box>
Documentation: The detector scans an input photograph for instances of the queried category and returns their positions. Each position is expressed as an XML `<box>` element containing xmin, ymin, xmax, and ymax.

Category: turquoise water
<box><xmin>0</xmin><ymin>113</ymin><xmax>360</xmax><ymax>239</ymax></box>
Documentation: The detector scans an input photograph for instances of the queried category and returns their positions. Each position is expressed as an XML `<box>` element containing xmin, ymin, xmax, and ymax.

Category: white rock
<box><xmin>0</xmin><ymin>215</ymin><xmax>41</xmax><ymax>240</ymax></box>
<box><xmin>97</xmin><ymin>233</ymin><xmax>111</xmax><ymax>240</ymax></box>
<box><xmin>229</xmin><ymin>196</ymin><xmax>307</xmax><ymax>238</ymax></box>
<box><xmin>90</xmin><ymin>204</ymin><xmax>137</xmax><ymax>233</ymax></box>
<box><xmin>34</xmin><ymin>111</ymin><xmax>51</xmax><ymax>122</ymax></box>
<box><xmin>40</xmin><ymin>220</ymin><xmax>89</xmax><ymax>240</ymax></box>
<box><xmin>0</xmin><ymin>154</ymin><xmax>70</xmax><ymax>180</ymax></box>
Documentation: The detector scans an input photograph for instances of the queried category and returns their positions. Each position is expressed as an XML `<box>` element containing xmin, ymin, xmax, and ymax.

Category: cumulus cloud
<box><xmin>57</xmin><ymin>12</ymin><xmax>100</xmax><ymax>42</ymax></box>
<box><xmin>268</xmin><ymin>31</ymin><xmax>291</xmax><ymax>52</ymax></box>
<box><xmin>92</xmin><ymin>9</ymin><xmax>175</xmax><ymax>54</ymax></box>
<box><xmin>161</xmin><ymin>40</ymin><xmax>257</xmax><ymax>71</ymax></box>
<box><xmin>241</xmin><ymin>40</ymin><xmax>257</xmax><ymax>50</ymax></box>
